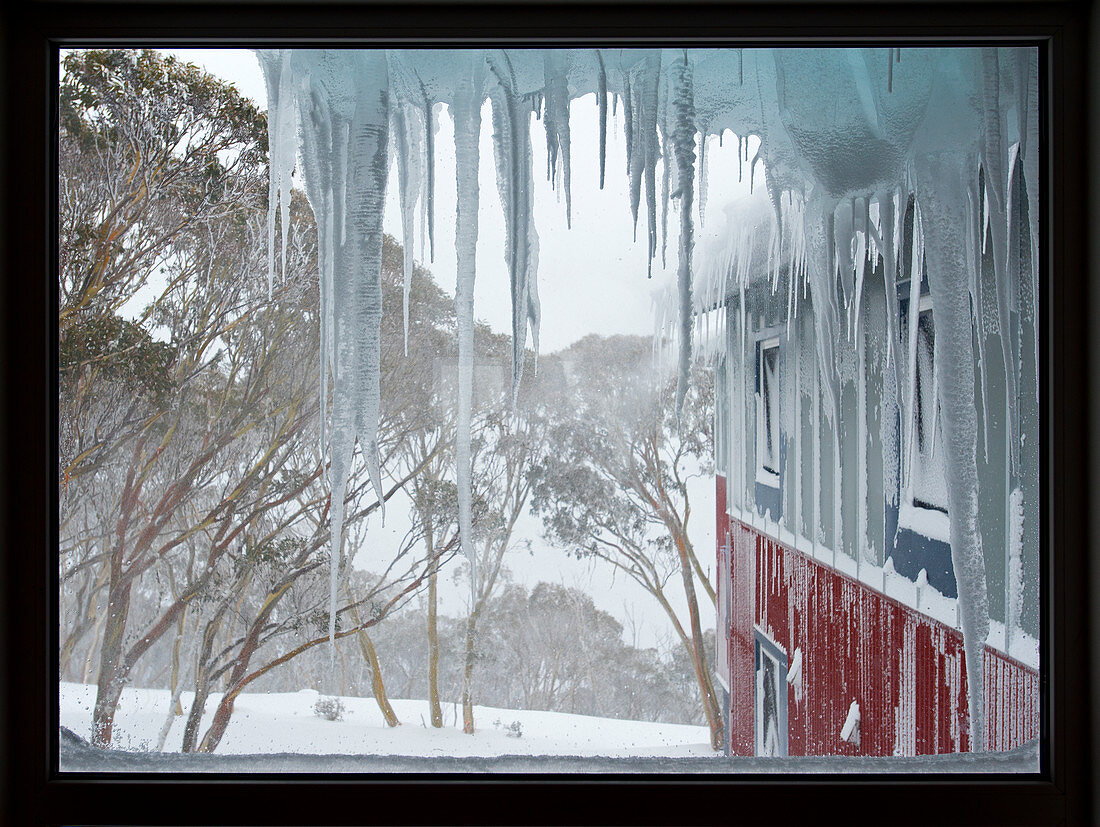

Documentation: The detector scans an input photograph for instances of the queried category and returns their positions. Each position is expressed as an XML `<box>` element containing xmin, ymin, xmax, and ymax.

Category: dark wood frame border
<box><xmin>1</xmin><ymin>2</ymin><xmax>1092</xmax><ymax>824</ymax></box>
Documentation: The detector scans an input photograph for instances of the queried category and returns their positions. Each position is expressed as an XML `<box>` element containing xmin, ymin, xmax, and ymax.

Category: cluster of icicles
<box><xmin>255</xmin><ymin>47</ymin><xmax>1038</xmax><ymax>751</ymax></box>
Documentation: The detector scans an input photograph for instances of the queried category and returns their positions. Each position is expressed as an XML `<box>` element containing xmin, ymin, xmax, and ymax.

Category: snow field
<box><xmin>60</xmin><ymin>682</ymin><xmax>713</xmax><ymax>758</ymax></box>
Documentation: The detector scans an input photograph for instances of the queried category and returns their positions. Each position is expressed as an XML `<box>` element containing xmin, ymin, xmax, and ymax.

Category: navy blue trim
<box><xmin>885</xmin><ymin>500</ymin><xmax>958</xmax><ymax>598</ymax></box>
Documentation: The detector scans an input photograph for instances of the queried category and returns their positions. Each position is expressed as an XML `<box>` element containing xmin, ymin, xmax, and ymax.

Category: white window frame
<box><xmin>899</xmin><ymin>293</ymin><xmax>950</xmax><ymax>539</ymax></box>
<box><xmin>756</xmin><ymin>336</ymin><xmax>781</xmax><ymax>489</ymax></box>
<box><xmin>754</xmin><ymin>627</ymin><xmax>789</xmax><ymax>757</ymax></box>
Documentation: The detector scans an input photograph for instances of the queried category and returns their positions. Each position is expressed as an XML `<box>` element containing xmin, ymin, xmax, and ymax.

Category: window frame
<box><xmin>756</xmin><ymin>335</ymin><xmax>782</xmax><ymax>488</ymax></box>
<box><xmin>900</xmin><ymin>291</ymin><xmax>952</xmax><ymax>531</ymax></box>
<box><xmin>1</xmin><ymin>1</ymin><xmax>1091</xmax><ymax>824</ymax></box>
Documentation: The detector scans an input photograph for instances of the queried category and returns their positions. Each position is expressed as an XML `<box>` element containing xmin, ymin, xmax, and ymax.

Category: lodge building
<box><xmin>709</xmin><ymin>179</ymin><xmax>1040</xmax><ymax>757</ymax></box>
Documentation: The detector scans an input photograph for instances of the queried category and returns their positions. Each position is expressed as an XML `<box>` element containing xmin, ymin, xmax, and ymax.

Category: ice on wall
<box><xmin>255</xmin><ymin>48</ymin><xmax>1039</xmax><ymax>750</ymax></box>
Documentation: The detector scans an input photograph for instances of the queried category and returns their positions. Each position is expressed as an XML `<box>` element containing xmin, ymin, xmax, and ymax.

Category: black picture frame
<box><xmin>2</xmin><ymin>1</ymin><xmax>1093</xmax><ymax>824</ymax></box>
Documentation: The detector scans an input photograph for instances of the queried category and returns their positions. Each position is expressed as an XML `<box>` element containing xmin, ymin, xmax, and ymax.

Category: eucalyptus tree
<box><xmin>529</xmin><ymin>334</ymin><xmax>722</xmax><ymax>749</ymax></box>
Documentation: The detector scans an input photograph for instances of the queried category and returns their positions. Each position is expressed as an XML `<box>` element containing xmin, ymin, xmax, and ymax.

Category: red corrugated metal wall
<box><xmin>715</xmin><ymin>476</ymin><xmax>730</xmax><ymax>686</ymax></box>
<box><xmin>720</xmin><ymin>509</ymin><xmax>1039</xmax><ymax>756</ymax></box>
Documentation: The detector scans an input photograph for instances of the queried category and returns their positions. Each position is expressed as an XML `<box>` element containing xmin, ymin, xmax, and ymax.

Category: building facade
<box><xmin>711</xmin><ymin>184</ymin><xmax>1040</xmax><ymax>757</ymax></box>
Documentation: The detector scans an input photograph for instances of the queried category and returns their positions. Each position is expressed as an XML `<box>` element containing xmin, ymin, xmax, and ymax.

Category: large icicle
<box><xmin>671</xmin><ymin>53</ymin><xmax>697</xmax><ymax>418</ymax></box>
<box><xmin>294</xmin><ymin>67</ymin><xmax>340</xmax><ymax>462</ymax></box>
<box><xmin>980</xmin><ymin>48</ymin><xmax>1020</xmax><ymax>474</ymax></box>
<box><xmin>263</xmin><ymin>51</ymin><xmax>392</xmax><ymax>655</ymax></box>
<box><xmin>903</xmin><ymin>203</ymin><xmax>923</xmax><ymax>487</ymax></box>
<box><xmin>488</xmin><ymin>53</ymin><xmax>539</xmax><ymax>403</ymax></box>
<box><xmin>915</xmin><ymin>154</ymin><xmax>990</xmax><ymax>752</ymax></box>
<box><xmin>641</xmin><ymin>52</ymin><xmax>661</xmax><ymax>274</ymax></box>
<box><xmin>803</xmin><ymin>194</ymin><xmax>842</xmax><ymax>422</ymax></box>
<box><xmin>596</xmin><ymin>50</ymin><xmax>608</xmax><ymax>190</ymax></box>
<box><xmin>698</xmin><ymin>126</ymin><xmax>709</xmax><ymax>227</ymax></box>
<box><xmin>390</xmin><ymin>102</ymin><xmax>424</xmax><ymax>355</ymax></box>
<box><xmin>542</xmin><ymin>52</ymin><xmax>573</xmax><ymax>226</ymax></box>
<box><xmin>256</xmin><ymin>49</ymin><xmax>298</xmax><ymax>297</ymax></box>
<box><xmin>452</xmin><ymin>55</ymin><xmax>485</xmax><ymax>599</ymax></box>
<box><xmin>420</xmin><ymin>77</ymin><xmax>437</xmax><ymax>263</ymax></box>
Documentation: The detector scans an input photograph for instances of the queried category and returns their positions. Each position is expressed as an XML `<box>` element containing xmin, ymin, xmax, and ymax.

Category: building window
<box><xmin>757</xmin><ymin>337</ymin><xmax>780</xmax><ymax>487</ymax></box>
<box><xmin>754</xmin><ymin>629</ymin><xmax>788</xmax><ymax>757</ymax></box>
<box><xmin>908</xmin><ymin>296</ymin><xmax>948</xmax><ymax>516</ymax></box>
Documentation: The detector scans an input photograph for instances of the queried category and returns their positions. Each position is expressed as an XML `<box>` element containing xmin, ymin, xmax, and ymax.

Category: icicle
<box><xmin>596</xmin><ymin>50</ymin><xmax>608</xmax><ymax>190</ymax></box>
<box><xmin>749</xmin><ymin>148</ymin><xmax>762</xmax><ymax>195</ymax></box>
<box><xmin>641</xmin><ymin>52</ymin><xmax>661</xmax><ymax>275</ymax></box>
<box><xmin>626</xmin><ymin>75</ymin><xmax>643</xmax><ymax>242</ymax></box>
<box><xmin>542</xmin><ymin>52</ymin><xmax>573</xmax><ymax>226</ymax></box>
<box><xmin>295</xmin><ymin>76</ymin><xmax>338</xmax><ymax>462</ymax></box>
<box><xmin>878</xmin><ymin>192</ymin><xmax>902</xmax><ymax>516</ymax></box>
<box><xmin>804</xmin><ymin>194</ymin><xmax>841</xmax><ymax>422</ymax></box>
<box><xmin>256</xmin><ymin>49</ymin><xmax>297</xmax><ymax>298</ymax></box>
<box><xmin>528</xmin><ymin>222</ymin><xmax>542</xmax><ymax>374</ymax></box>
<box><xmin>660</xmin><ymin>123</ymin><xmax>670</xmax><ymax>269</ymax></box>
<box><xmin>903</xmin><ymin>202</ymin><xmax>923</xmax><ymax>488</ymax></box>
<box><xmin>671</xmin><ymin>52</ymin><xmax>696</xmax><ymax>419</ymax></box>
<box><xmin>980</xmin><ymin>49</ymin><xmax>1020</xmax><ymax>474</ymax></box>
<box><xmin>968</xmin><ymin>177</ymin><xmax>992</xmax><ymax>459</ymax></box>
<box><xmin>419</xmin><ymin>75</ymin><xmax>436</xmax><ymax>263</ymax></box>
<box><xmin>875</xmin><ymin>190</ymin><xmax>906</xmax><ymax>433</ymax></box>
<box><xmin>1006</xmin><ymin>487</ymin><xmax>1024</xmax><ymax>653</ymax></box>
<box><xmin>698</xmin><ymin>125</ymin><xmax>710</xmax><ymax>227</ymax></box>
<box><xmin>834</xmin><ymin>199</ymin><xmax>856</xmax><ymax>338</ymax></box>
<box><xmin>852</xmin><ymin>200</ymin><xmax>868</xmax><ymax>335</ymax></box>
<box><xmin>264</xmin><ymin>50</ymin><xmax>393</xmax><ymax>659</ymax></box>
<box><xmin>453</xmin><ymin>56</ymin><xmax>485</xmax><ymax>601</ymax></box>
<box><xmin>1020</xmin><ymin>51</ymin><xmax>1040</xmax><ymax>379</ymax></box>
<box><xmin>488</xmin><ymin>52</ymin><xmax>539</xmax><ymax>404</ymax></box>
<box><xmin>915</xmin><ymin>155</ymin><xmax>990</xmax><ymax>753</ymax></box>
<box><xmin>623</xmin><ymin>70</ymin><xmax>634</xmax><ymax>180</ymax></box>
<box><xmin>390</xmin><ymin>103</ymin><xmax>423</xmax><ymax>356</ymax></box>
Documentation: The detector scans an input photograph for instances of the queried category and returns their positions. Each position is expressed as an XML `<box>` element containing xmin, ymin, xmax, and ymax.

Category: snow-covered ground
<box><xmin>60</xmin><ymin>682</ymin><xmax>712</xmax><ymax>758</ymax></box>
<box><xmin>60</xmin><ymin>683</ymin><xmax>1038</xmax><ymax>773</ymax></box>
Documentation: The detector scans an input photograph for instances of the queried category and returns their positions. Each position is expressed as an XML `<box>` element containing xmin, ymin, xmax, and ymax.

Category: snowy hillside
<box><xmin>60</xmin><ymin>682</ymin><xmax>712</xmax><ymax>758</ymax></box>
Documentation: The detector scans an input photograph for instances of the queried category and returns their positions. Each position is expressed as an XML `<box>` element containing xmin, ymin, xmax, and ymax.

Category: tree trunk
<box><xmin>169</xmin><ymin>607</ymin><xmax>187</xmax><ymax>716</ymax></box>
<box><xmin>90</xmin><ymin>577</ymin><xmax>132</xmax><ymax>748</ymax></box>
<box><xmin>197</xmin><ymin>690</ymin><xmax>237</xmax><ymax>753</ymax></box>
<box><xmin>156</xmin><ymin>681</ymin><xmax>187</xmax><ymax>752</ymax></box>
<box><xmin>427</xmin><ymin>541</ymin><xmax>443</xmax><ymax>727</ymax></box>
<box><xmin>181</xmin><ymin>629</ymin><xmax>217</xmax><ymax>752</ymax></box>
<box><xmin>60</xmin><ymin>567</ymin><xmax>106</xmax><ymax>681</ymax></box>
<box><xmin>461</xmin><ymin>611</ymin><xmax>477</xmax><ymax>734</ymax></box>
<box><xmin>675</xmin><ymin>531</ymin><xmax>723</xmax><ymax>750</ymax></box>
<box><xmin>181</xmin><ymin>600</ymin><xmax>232</xmax><ymax>752</ymax></box>
<box><xmin>347</xmin><ymin>595</ymin><xmax>399</xmax><ymax>727</ymax></box>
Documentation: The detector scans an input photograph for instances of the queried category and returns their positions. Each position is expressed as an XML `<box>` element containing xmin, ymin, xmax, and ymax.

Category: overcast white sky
<box><xmin>165</xmin><ymin>49</ymin><xmax>757</xmax><ymax>352</ymax></box>
<box><xmin>152</xmin><ymin>49</ymin><xmax>760</xmax><ymax>650</ymax></box>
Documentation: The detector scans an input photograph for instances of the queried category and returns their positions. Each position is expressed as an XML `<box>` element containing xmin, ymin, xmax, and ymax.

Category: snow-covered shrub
<box><xmin>313</xmin><ymin>695</ymin><xmax>345</xmax><ymax>721</ymax></box>
<box><xmin>493</xmin><ymin>718</ymin><xmax>523</xmax><ymax>738</ymax></box>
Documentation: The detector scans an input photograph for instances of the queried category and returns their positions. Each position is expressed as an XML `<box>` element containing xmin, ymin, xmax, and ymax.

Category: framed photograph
<box><xmin>2</xmin><ymin>0</ymin><xmax>1092</xmax><ymax>824</ymax></box>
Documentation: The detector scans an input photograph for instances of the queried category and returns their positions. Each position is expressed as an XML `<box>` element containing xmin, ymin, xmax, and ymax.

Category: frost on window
<box><xmin>756</xmin><ymin>339</ymin><xmax>780</xmax><ymax>485</ymax></box>
<box><xmin>57</xmin><ymin>44</ymin><xmax>1041</xmax><ymax>774</ymax></box>
<box><xmin>909</xmin><ymin>302</ymin><xmax>949</xmax><ymax>516</ymax></box>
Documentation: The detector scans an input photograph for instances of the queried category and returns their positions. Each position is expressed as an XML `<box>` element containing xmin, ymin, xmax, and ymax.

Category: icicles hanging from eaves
<box><xmin>256</xmin><ymin>49</ymin><xmax>298</xmax><ymax>299</ymax></box>
<box><xmin>486</xmin><ymin>51</ymin><xmax>540</xmax><ymax>406</ymax></box>
<box><xmin>256</xmin><ymin>49</ymin><xmax>392</xmax><ymax>657</ymax></box>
